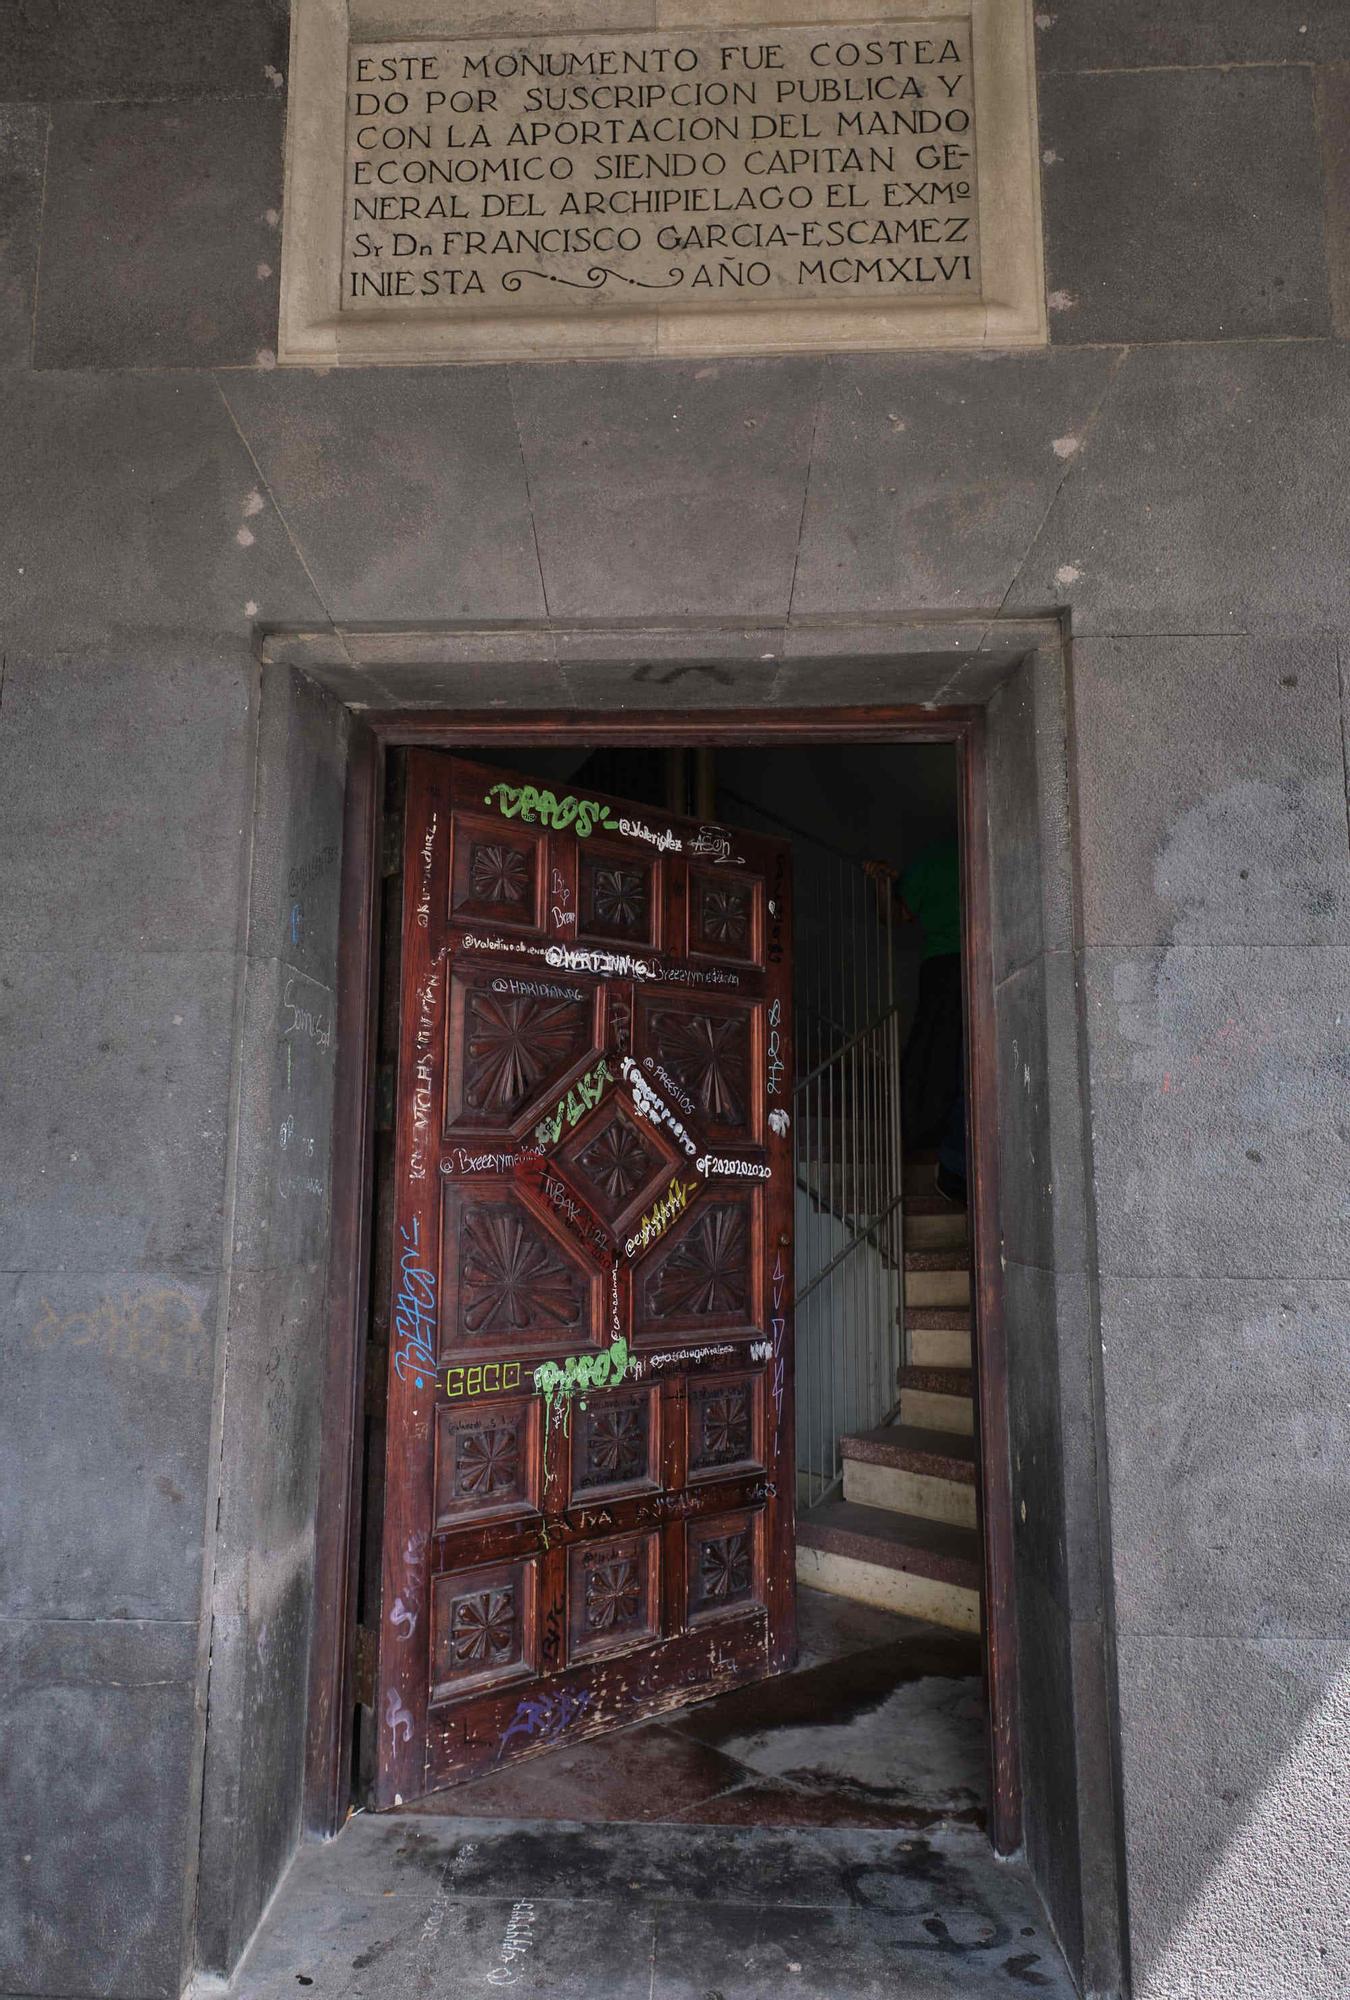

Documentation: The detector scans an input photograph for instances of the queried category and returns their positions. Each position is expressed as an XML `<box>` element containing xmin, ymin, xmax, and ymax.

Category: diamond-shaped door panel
<box><xmin>441</xmin><ymin>1185</ymin><xmax>596</xmax><ymax>1354</ymax></box>
<box><xmin>553</xmin><ymin>1097</ymin><xmax>679</xmax><ymax>1232</ymax></box>
<box><xmin>636</xmin><ymin>993</ymin><xmax>758</xmax><ymax>1145</ymax></box>
<box><xmin>449</xmin><ymin>809</ymin><xmax>546</xmax><ymax>931</ymax></box>
<box><xmin>634</xmin><ymin>1192</ymin><xmax>760</xmax><ymax>1341</ymax></box>
<box><xmin>445</xmin><ymin>968</ymin><xmax>597</xmax><ymax>1134</ymax></box>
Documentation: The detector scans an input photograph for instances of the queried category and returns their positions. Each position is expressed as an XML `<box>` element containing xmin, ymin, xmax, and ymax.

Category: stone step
<box><xmin>897</xmin><ymin>1363</ymin><xmax>974</xmax><ymax>1437</ymax></box>
<box><xmin>904</xmin><ymin>1209</ymin><xmax>969</xmax><ymax>1251</ymax></box>
<box><xmin>908</xmin><ymin>1313</ymin><xmax>972</xmax><ymax>1367</ymax></box>
<box><xmin>840</xmin><ymin>1424</ymin><xmax>978</xmax><ymax>1529</ymax></box>
<box><xmin>796</xmin><ymin>1498</ymin><xmax>981</xmax><ymax>1634</ymax></box>
<box><xmin>903</xmin><ymin>1249</ymin><xmax>971</xmax><ymax>1310</ymax></box>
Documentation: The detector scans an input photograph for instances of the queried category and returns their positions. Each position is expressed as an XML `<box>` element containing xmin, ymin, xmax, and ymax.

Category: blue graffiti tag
<box><xmin>393</xmin><ymin>1217</ymin><xmax>437</xmax><ymax>1388</ymax></box>
<box><xmin>499</xmin><ymin>1687</ymin><xmax>593</xmax><ymax>1758</ymax></box>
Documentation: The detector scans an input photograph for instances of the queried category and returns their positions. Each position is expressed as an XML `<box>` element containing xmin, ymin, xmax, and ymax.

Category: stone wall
<box><xmin>2</xmin><ymin>4</ymin><xmax>1349</xmax><ymax>1997</ymax></box>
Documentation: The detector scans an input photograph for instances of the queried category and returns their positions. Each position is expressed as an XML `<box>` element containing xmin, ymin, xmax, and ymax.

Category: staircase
<box><xmin>797</xmin><ymin>1154</ymin><xmax>982</xmax><ymax>1634</ymax></box>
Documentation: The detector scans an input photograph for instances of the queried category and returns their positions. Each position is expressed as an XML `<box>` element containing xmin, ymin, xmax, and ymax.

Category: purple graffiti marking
<box><xmin>498</xmin><ymin>1687</ymin><xmax>593</xmax><ymax>1759</ymax></box>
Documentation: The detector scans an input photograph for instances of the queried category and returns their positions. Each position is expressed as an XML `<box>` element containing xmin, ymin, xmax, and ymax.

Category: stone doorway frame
<box><xmin>206</xmin><ymin>611</ymin><xmax>1125</xmax><ymax>1995</ymax></box>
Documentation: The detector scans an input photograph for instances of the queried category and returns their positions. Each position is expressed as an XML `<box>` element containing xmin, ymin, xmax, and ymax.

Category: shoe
<box><xmin>934</xmin><ymin>1162</ymin><xmax>967</xmax><ymax>1206</ymax></box>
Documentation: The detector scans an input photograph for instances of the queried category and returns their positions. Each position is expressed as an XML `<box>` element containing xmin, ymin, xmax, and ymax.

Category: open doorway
<box><xmin>353</xmin><ymin>738</ymin><xmax>996</xmax><ymax>1843</ymax></box>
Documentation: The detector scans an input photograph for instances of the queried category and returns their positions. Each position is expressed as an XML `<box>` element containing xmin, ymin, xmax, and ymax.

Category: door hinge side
<box><xmin>381</xmin><ymin>815</ymin><xmax>403</xmax><ymax>878</ymax></box>
<box><xmin>375</xmin><ymin>1062</ymin><xmax>396</xmax><ymax>1131</ymax></box>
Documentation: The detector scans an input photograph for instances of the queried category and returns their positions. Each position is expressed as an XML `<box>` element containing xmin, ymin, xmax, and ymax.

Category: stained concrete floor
<box><xmin>213</xmin><ymin>1595</ymin><xmax>1075</xmax><ymax>1998</ymax></box>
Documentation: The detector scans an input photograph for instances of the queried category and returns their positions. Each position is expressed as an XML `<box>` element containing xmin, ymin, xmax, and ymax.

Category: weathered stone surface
<box><xmin>0</xmin><ymin>948</ymin><xmax>237</xmax><ymax>1274</ymax></box>
<box><xmin>1010</xmin><ymin>340</ymin><xmax>1350</xmax><ymax>633</ymax></box>
<box><xmin>1013</xmin><ymin>1571</ymin><xmax>1082</xmax><ymax>1975</ymax></box>
<box><xmin>35</xmin><ymin>99</ymin><xmax>283</xmax><ymax>369</ymax></box>
<box><xmin>0</xmin><ymin>104</ymin><xmax>44</xmax><ymax>367</ymax></box>
<box><xmin>1116</xmin><ymin>1631</ymin><xmax>1350</xmax><ymax>2000</ymax></box>
<box><xmin>794</xmin><ymin>348</ymin><xmax>1120</xmax><ymax>615</ymax></box>
<box><xmin>1</xmin><ymin>1267</ymin><xmax>215</xmax><ymax>1621</ymax></box>
<box><xmin>0</xmin><ymin>1618</ymin><xmax>198</xmax><ymax>2000</ymax></box>
<box><xmin>0</xmin><ymin>647</ymin><xmax>255</xmax><ymax>955</ymax></box>
<box><xmin>1316</xmin><ymin>64</ymin><xmax>1350</xmax><ymax>338</ymax></box>
<box><xmin>1036</xmin><ymin>0</ymin><xmax>1350</xmax><ymax>71</ymax></box>
<box><xmin>1041</xmin><ymin>68</ymin><xmax>1331</xmax><ymax>343</ymax></box>
<box><xmin>6</xmin><ymin>0</ymin><xmax>287</xmax><ymax>101</ymax></box>
<box><xmin>229</xmin><ymin>955</ymin><xmax>338</xmax><ymax>1273</ymax></box>
<box><xmin>249</xmin><ymin>665</ymin><xmax>349</xmax><ymax>979</ymax></box>
<box><xmin>1073</xmin><ymin>633</ymin><xmax>1350</xmax><ymax>949</ymax></box>
<box><xmin>512</xmin><ymin>358</ymin><xmax>821</xmax><ymax>619</ymax></box>
<box><xmin>1083</xmin><ymin>945</ymin><xmax>1350</xmax><ymax>1278</ymax></box>
<box><xmin>212</xmin><ymin>1815</ymin><xmax>1076</xmax><ymax>1998</ymax></box>
<box><xmin>221</xmin><ymin>367</ymin><xmax>547</xmax><ymax>624</ymax></box>
<box><xmin>2</xmin><ymin>372</ymin><xmax>325</xmax><ymax>647</ymax></box>
<box><xmin>1102</xmin><ymin>1274</ymin><xmax>1350</xmax><ymax>1638</ymax></box>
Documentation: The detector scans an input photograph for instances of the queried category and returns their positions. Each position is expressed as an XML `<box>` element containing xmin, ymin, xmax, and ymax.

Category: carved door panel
<box><xmin>376</xmin><ymin>753</ymin><xmax>794</xmax><ymax>1805</ymax></box>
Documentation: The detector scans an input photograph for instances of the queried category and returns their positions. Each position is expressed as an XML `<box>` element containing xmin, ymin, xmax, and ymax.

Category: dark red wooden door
<box><xmin>375</xmin><ymin>752</ymin><xmax>795</xmax><ymax>1805</ymax></box>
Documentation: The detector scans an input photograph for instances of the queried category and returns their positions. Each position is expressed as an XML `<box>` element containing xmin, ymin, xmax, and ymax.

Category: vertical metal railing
<box><xmin>720</xmin><ymin>793</ymin><xmax>907</xmax><ymax>1511</ymax></box>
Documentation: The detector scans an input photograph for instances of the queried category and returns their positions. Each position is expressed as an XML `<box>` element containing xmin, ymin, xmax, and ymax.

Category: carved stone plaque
<box><xmin>281</xmin><ymin>0</ymin><xmax>1043</xmax><ymax>361</ymax></box>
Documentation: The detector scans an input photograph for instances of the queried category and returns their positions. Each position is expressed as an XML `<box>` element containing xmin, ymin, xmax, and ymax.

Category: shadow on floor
<box><xmin>403</xmin><ymin>1589</ymin><xmax>986</xmax><ymax>1831</ymax></box>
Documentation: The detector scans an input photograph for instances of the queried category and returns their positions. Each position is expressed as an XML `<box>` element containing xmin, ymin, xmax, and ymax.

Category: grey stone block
<box><xmin>560</xmin><ymin>653</ymin><xmax>782</xmax><ymax>709</ymax></box>
<box><xmin>987</xmin><ymin>660</ymin><xmax>1044</xmax><ymax>981</ymax></box>
<box><xmin>249</xmin><ymin>665</ymin><xmax>349</xmax><ymax>978</ymax></box>
<box><xmin>229</xmin><ymin>955</ymin><xmax>338</xmax><ymax>1273</ymax></box>
<box><xmin>1115</xmin><ymin>1631</ymin><xmax>1350</xmax><ymax>2000</ymax></box>
<box><xmin>1072</xmin><ymin>634</ymin><xmax>1350</xmax><ymax>948</ymax></box>
<box><xmin>0</xmin><ymin>948</ymin><xmax>238</xmax><ymax>1273</ymax></box>
<box><xmin>34</xmin><ymin>99</ymin><xmax>283</xmax><ymax>369</ymax></box>
<box><xmin>366</xmin><ymin>655</ymin><xmax>569</xmax><ymax>709</ymax></box>
<box><xmin>1102</xmin><ymin>1274</ymin><xmax>1350</xmax><ymax>1638</ymax></box>
<box><xmin>1013</xmin><ymin>1571</ymin><xmax>1083</xmax><ymax>1980</ymax></box>
<box><xmin>1010</xmin><ymin>340</ymin><xmax>1350</xmax><ymax>634</ymax></box>
<box><xmin>3</xmin><ymin>371</ymin><xmax>325</xmax><ymax>649</ymax></box>
<box><xmin>0</xmin><ymin>104</ymin><xmax>45</xmax><ymax>366</ymax></box>
<box><xmin>220</xmin><ymin>368</ymin><xmax>547</xmax><ymax>625</ymax></box>
<box><xmin>793</xmin><ymin>348</ymin><xmax>1120</xmax><ymax>617</ymax></box>
<box><xmin>0</xmin><ymin>646</ymin><xmax>256</xmax><ymax>954</ymax></box>
<box><xmin>1041</xmin><ymin>68</ymin><xmax>1330</xmax><ymax>342</ymax></box>
<box><xmin>996</xmin><ymin>959</ymin><xmax>1055</xmax><ymax>1270</ymax></box>
<box><xmin>0</xmin><ymin>1617</ymin><xmax>198</xmax><ymax>2000</ymax></box>
<box><xmin>0</xmin><ymin>1267</ymin><xmax>215</xmax><ymax>1621</ymax></box>
<box><xmin>1083</xmin><ymin>945</ymin><xmax>1350</xmax><ymax>1278</ymax></box>
<box><xmin>1005</xmin><ymin>1260</ymin><xmax>1068</xmax><ymax>1607</ymax></box>
<box><xmin>1036</xmin><ymin>1</ymin><xmax>1350</xmax><ymax>72</ymax></box>
<box><xmin>6</xmin><ymin>0</ymin><xmax>288</xmax><ymax>101</ymax></box>
<box><xmin>510</xmin><ymin>356</ymin><xmax>821</xmax><ymax>620</ymax></box>
<box><xmin>1317</xmin><ymin>65</ymin><xmax>1350</xmax><ymax>338</ymax></box>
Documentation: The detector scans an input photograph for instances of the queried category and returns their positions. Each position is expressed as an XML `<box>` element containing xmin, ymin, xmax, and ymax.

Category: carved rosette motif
<box><xmin>454</xmin><ymin>1421</ymin><xmax>520</xmax><ymax>1499</ymax></box>
<box><xmin>701</xmin><ymin>1532</ymin><xmax>752</xmax><ymax>1602</ymax></box>
<box><xmin>645</xmin><ymin>1203</ymin><xmax>749</xmax><ymax>1323</ymax></box>
<box><xmin>698</xmin><ymin>882</ymin><xmax>750</xmax><ymax>947</ymax></box>
<box><xmin>462</xmin><ymin>990</ymin><xmax>590</xmax><ymax>1119</ymax></box>
<box><xmin>460</xmin><ymin>1204</ymin><xmax>586</xmax><ymax>1334</ymax></box>
<box><xmin>650</xmin><ymin>1008</ymin><xmax>748</xmax><ymax>1127</ymax></box>
<box><xmin>449</xmin><ymin>1585</ymin><xmax>517</xmax><ymax>1666</ymax></box>
<box><xmin>469</xmin><ymin>842</ymin><xmax>531</xmax><ymax>908</ymax></box>
<box><xmin>585</xmin><ymin>1556</ymin><xmax>644</xmax><ymax>1632</ymax></box>
<box><xmin>690</xmin><ymin>1383</ymin><xmax>753</xmax><ymax>1472</ymax></box>
<box><xmin>576</xmin><ymin>1393</ymin><xmax>649</xmax><ymax>1490</ymax></box>
<box><xmin>573</xmin><ymin>1107</ymin><xmax>662</xmax><ymax>1208</ymax></box>
<box><xmin>585</xmin><ymin>859</ymin><xmax>649</xmax><ymax>936</ymax></box>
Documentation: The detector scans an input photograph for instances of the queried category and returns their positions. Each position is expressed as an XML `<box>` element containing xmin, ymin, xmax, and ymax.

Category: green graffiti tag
<box><xmin>484</xmin><ymin>783</ymin><xmax>618</xmax><ymax>838</ymax></box>
<box><xmin>534</xmin><ymin>1058</ymin><xmax>611</xmax><ymax>1150</ymax></box>
<box><xmin>533</xmin><ymin>1333</ymin><xmax>632</xmax><ymax>1480</ymax></box>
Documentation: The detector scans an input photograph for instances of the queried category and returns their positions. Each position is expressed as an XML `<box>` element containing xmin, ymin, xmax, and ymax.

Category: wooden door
<box><xmin>374</xmin><ymin>752</ymin><xmax>795</xmax><ymax>1805</ymax></box>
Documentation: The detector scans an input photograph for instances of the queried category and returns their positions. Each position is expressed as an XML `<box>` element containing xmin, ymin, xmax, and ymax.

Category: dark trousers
<box><xmin>902</xmin><ymin>953</ymin><xmax>964</xmax><ymax>1168</ymax></box>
